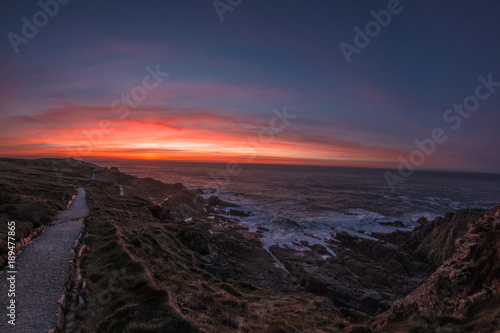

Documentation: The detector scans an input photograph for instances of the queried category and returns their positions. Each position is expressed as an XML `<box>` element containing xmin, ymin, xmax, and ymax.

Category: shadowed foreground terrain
<box><xmin>0</xmin><ymin>158</ymin><xmax>498</xmax><ymax>332</ymax></box>
<box><xmin>0</xmin><ymin>188</ymin><xmax>88</xmax><ymax>332</ymax></box>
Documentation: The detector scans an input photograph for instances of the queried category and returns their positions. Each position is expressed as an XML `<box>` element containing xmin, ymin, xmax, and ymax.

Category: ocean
<box><xmin>93</xmin><ymin>160</ymin><xmax>500</xmax><ymax>253</ymax></box>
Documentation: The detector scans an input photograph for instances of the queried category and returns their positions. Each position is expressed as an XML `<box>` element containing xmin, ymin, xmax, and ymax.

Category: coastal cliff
<box><xmin>372</xmin><ymin>204</ymin><xmax>500</xmax><ymax>332</ymax></box>
<box><xmin>0</xmin><ymin>158</ymin><xmax>498</xmax><ymax>332</ymax></box>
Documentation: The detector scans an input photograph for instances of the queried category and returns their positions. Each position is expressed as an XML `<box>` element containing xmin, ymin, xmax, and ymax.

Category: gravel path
<box><xmin>0</xmin><ymin>188</ymin><xmax>89</xmax><ymax>332</ymax></box>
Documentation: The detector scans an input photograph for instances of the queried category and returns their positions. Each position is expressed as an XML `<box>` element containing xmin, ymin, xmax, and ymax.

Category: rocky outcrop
<box><xmin>270</xmin><ymin>232</ymin><xmax>434</xmax><ymax>315</ymax></box>
<box><xmin>378</xmin><ymin>220</ymin><xmax>406</xmax><ymax>228</ymax></box>
<box><xmin>410</xmin><ymin>209</ymin><xmax>485</xmax><ymax>266</ymax></box>
<box><xmin>180</xmin><ymin>216</ymin><xmax>301</xmax><ymax>293</ymax></box>
<box><xmin>379</xmin><ymin>209</ymin><xmax>485</xmax><ymax>267</ymax></box>
<box><xmin>149</xmin><ymin>205</ymin><xmax>170</xmax><ymax>220</ymax></box>
<box><xmin>372</xmin><ymin>205</ymin><xmax>500</xmax><ymax>330</ymax></box>
<box><xmin>266</xmin><ymin>208</ymin><xmax>491</xmax><ymax>317</ymax></box>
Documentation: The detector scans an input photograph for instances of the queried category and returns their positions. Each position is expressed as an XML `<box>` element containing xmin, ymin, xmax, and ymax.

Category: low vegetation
<box><xmin>74</xmin><ymin>164</ymin><xmax>346</xmax><ymax>332</ymax></box>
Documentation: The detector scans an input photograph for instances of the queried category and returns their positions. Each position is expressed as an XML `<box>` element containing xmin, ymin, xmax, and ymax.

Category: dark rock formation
<box><xmin>410</xmin><ymin>209</ymin><xmax>485</xmax><ymax>266</ymax></box>
<box><xmin>270</xmin><ymin>232</ymin><xmax>434</xmax><ymax>315</ymax></box>
<box><xmin>229</xmin><ymin>209</ymin><xmax>252</xmax><ymax>217</ymax></box>
<box><xmin>378</xmin><ymin>220</ymin><xmax>405</xmax><ymax>228</ymax></box>
<box><xmin>267</xmin><ymin>208</ymin><xmax>490</xmax><ymax>317</ymax></box>
<box><xmin>178</xmin><ymin>229</ymin><xmax>209</xmax><ymax>255</ymax></box>
<box><xmin>378</xmin><ymin>209</ymin><xmax>485</xmax><ymax>267</ymax></box>
<box><xmin>198</xmin><ymin>219</ymin><xmax>301</xmax><ymax>293</ymax></box>
<box><xmin>149</xmin><ymin>205</ymin><xmax>170</xmax><ymax>220</ymax></box>
<box><xmin>207</xmin><ymin>196</ymin><xmax>237</xmax><ymax>207</ymax></box>
<box><xmin>372</xmin><ymin>205</ymin><xmax>500</xmax><ymax>331</ymax></box>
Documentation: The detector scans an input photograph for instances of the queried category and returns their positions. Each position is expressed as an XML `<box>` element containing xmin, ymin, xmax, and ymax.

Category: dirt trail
<box><xmin>0</xmin><ymin>188</ymin><xmax>88</xmax><ymax>332</ymax></box>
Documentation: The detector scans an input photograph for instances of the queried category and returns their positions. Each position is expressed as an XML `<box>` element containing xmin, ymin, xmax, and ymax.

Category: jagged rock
<box><xmin>269</xmin><ymin>232</ymin><xmax>433</xmax><ymax>314</ymax></box>
<box><xmin>395</xmin><ymin>221</ymin><xmax>406</xmax><ymax>228</ymax></box>
<box><xmin>199</xmin><ymin>223</ymin><xmax>300</xmax><ymax>293</ymax></box>
<box><xmin>379</xmin><ymin>220</ymin><xmax>406</xmax><ymax>228</ymax></box>
<box><xmin>229</xmin><ymin>209</ymin><xmax>252</xmax><ymax>217</ymax></box>
<box><xmin>372</xmin><ymin>205</ymin><xmax>500</xmax><ymax>330</ymax></box>
<box><xmin>208</xmin><ymin>196</ymin><xmax>236</xmax><ymax>207</ymax></box>
<box><xmin>380</xmin><ymin>209</ymin><xmax>486</xmax><ymax>267</ymax></box>
<box><xmin>178</xmin><ymin>229</ymin><xmax>210</xmax><ymax>255</ymax></box>
<box><xmin>410</xmin><ymin>209</ymin><xmax>485</xmax><ymax>266</ymax></box>
<box><xmin>149</xmin><ymin>206</ymin><xmax>170</xmax><ymax>220</ymax></box>
<box><xmin>417</xmin><ymin>216</ymin><xmax>429</xmax><ymax>225</ymax></box>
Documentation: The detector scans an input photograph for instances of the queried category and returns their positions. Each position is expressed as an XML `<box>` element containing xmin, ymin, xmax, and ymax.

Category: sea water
<box><xmin>94</xmin><ymin>160</ymin><xmax>500</xmax><ymax>253</ymax></box>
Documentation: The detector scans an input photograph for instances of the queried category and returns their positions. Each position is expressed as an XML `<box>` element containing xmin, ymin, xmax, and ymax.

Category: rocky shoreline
<box><xmin>0</xmin><ymin>158</ymin><xmax>499</xmax><ymax>332</ymax></box>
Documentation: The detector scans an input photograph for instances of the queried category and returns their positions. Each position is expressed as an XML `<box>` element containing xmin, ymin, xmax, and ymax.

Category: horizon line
<box><xmin>2</xmin><ymin>155</ymin><xmax>499</xmax><ymax>176</ymax></box>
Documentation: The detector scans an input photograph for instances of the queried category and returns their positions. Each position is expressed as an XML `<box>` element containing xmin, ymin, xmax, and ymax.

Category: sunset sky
<box><xmin>1</xmin><ymin>0</ymin><xmax>499</xmax><ymax>172</ymax></box>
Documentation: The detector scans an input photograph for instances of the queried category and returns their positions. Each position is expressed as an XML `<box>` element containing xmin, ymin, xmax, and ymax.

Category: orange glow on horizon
<box><xmin>0</xmin><ymin>107</ymin><xmax>404</xmax><ymax>169</ymax></box>
<box><xmin>0</xmin><ymin>149</ymin><xmax>397</xmax><ymax>169</ymax></box>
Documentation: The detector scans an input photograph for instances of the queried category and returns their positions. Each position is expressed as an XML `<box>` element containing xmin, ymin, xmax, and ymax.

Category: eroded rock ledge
<box><xmin>372</xmin><ymin>204</ymin><xmax>500</xmax><ymax>331</ymax></box>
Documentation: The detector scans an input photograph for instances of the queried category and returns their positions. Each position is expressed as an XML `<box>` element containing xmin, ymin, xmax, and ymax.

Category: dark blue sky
<box><xmin>1</xmin><ymin>0</ymin><xmax>499</xmax><ymax>171</ymax></box>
